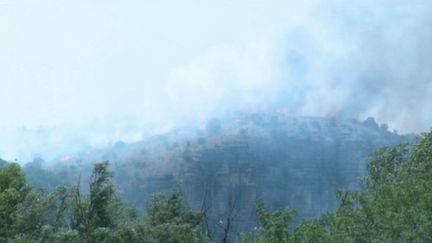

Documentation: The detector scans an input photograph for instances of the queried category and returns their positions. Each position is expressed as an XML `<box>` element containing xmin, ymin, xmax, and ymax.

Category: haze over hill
<box><xmin>21</xmin><ymin>112</ymin><xmax>415</xmax><ymax>241</ymax></box>
<box><xmin>1</xmin><ymin>0</ymin><xmax>431</xmax><ymax>162</ymax></box>
<box><xmin>1</xmin><ymin>1</ymin><xmax>431</xmax><ymax>242</ymax></box>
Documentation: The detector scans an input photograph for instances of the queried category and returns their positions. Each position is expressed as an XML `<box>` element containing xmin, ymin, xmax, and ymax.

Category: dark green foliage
<box><xmin>13</xmin><ymin>115</ymin><xmax>412</xmax><ymax>240</ymax></box>
<box><xmin>0</xmin><ymin>161</ymin><xmax>208</xmax><ymax>243</ymax></box>
<box><xmin>11</xmin><ymin>186</ymin><xmax>75</xmax><ymax>242</ymax></box>
<box><xmin>0</xmin><ymin>163</ymin><xmax>30</xmax><ymax>240</ymax></box>
<box><xmin>256</xmin><ymin>200</ymin><xmax>295</xmax><ymax>242</ymax></box>
<box><xmin>71</xmin><ymin>161</ymin><xmax>122</xmax><ymax>242</ymax></box>
<box><xmin>0</xmin><ymin>124</ymin><xmax>429</xmax><ymax>242</ymax></box>
<box><xmin>240</xmin><ymin>200</ymin><xmax>296</xmax><ymax>243</ymax></box>
<box><xmin>316</xmin><ymin>131</ymin><xmax>432</xmax><ymax>242</ymax></box>
<box><xmin>292</xmin><ymin>220</ymin><xmax>329</xmax><ymax>242</ymax></box>
<box><xmin>146</xmin><ymin>189</ymin><xmax>206</xmax><ymax>243</ymax></box>
<box><xmin>244</xmin><ymin>130</ymin><xmax>432</xmax><ymax>242</ymax></box>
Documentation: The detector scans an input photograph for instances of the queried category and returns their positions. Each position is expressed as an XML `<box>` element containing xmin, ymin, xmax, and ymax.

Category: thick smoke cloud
<box><xmin>0</xmin><ymin>0</ymin><xmax>430</xmax><ymax>161</ymax></box>
<box><xmin>161</xmin><ymin>0</ymin><xmax>432</xmax><ymax>132</ymax></box>
<box><xmin>314</xmin><ymin>0</ymin><xmax>432</xmax><ymax>132</ymax></box>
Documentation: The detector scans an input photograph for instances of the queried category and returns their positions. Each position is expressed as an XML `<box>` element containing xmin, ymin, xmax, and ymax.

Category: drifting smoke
<box><xmin>0</xmin><ymin>0</ymin><xmax>431</xmax><ymax>161</ymax></box>
<box><xmin>162</xmin><ymin>0</ymin><xmax>432</xmax><ymax>132</ymax></box>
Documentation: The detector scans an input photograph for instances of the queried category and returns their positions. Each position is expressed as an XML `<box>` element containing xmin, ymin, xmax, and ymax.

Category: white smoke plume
<box><xmin>0</xmin><ymin>0</ymin><xmax>430</xmax><ymax>161</ymax></box>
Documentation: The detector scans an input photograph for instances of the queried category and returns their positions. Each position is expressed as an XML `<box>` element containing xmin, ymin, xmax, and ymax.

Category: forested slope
<box><xmin>20</xmin><ymin>113</ymin><xmax>414</xmax><ymax>241</ymax></box>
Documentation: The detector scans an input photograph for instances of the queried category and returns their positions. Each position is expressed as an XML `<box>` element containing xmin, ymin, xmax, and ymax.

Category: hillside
<box><xmin>24</xmin><ymin>113</ymin><xmax>414</xmax><ymax>241</ymax></box>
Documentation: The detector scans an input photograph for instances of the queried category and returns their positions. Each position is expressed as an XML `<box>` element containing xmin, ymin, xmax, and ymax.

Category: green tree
<box><xmin>72</xmin><ymin>161</ymin><xmax>121</xmax><ymax>241</ymax></box>
<box><xmin>316</xmin><ymin>132</ymin><xmax>432</xmax><ymax>242</ymax></box>
<box><xmin>242</xmin><ymin>131</ymin><xmax>432</xmax><ymax>242</ymax></box>
<box><xmin>241</xmin><ymin>200</ymin><xmax>296</xmax><ymax>243</ymax></box>
<box><xmin>0</xmin><ymin>163</ymin><xmax>30</xmax><ymax>240</ymax></box>
<box><xmin>146</xmin><ymin>189</ymin><xmax>208</xmax><ymax>243</ymax></box>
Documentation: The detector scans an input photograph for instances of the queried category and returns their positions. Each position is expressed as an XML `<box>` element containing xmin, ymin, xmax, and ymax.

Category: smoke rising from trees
<box><xmin>0</xmin><ymin>0</ymin><xmax>430</xmax><ymax>161</ymax></box>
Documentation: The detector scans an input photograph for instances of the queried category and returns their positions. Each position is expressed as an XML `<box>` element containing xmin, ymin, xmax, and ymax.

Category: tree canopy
<box><xmin>242</xmin><ymin>131</ymin><xmax>432</xmax><ymax>242</ymax></box>
<box><xmin>1</xmin><ymin>130</ymin><xmax>431</xmax><ymax>242</ymax></box>
<box><xmin>0</xmin><ymin>161</ymin><xmax>208</xmax><ymax>243</ymax></box>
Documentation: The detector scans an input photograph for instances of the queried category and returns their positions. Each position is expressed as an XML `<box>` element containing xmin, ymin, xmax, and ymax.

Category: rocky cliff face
<box><xmin>26</xmin><ymin>113</ymin><xmax>414</xmax><ymax>241</ymax></box>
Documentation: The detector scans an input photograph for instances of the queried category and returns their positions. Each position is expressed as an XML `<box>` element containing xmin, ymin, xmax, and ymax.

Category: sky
<box><xmin>0</xmin><ymin>0</ymin><xmax>431</xmax><ymax>161</ymax></box>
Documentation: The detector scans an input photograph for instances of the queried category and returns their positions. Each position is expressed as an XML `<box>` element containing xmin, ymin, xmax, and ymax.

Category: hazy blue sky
<box><xmin>1</xmin><ymin>0</ymin><xmax>431</xmax><ymax>161</ymax></box>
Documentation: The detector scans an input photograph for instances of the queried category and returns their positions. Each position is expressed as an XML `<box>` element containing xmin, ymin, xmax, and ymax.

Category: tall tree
<box><xmin>72</xmin><ymin>161</ymin><xmax>121</xmax><ymax>241</ymax></box>
<box><xmin>0</xmin><ymin>163</ymin><xmax>30</xmax><ymax>240</ymax></box>
<box><xmin>242</xmin><ymin>130</ymin><xmax>432</xmax><ymax>242</ymax></box>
